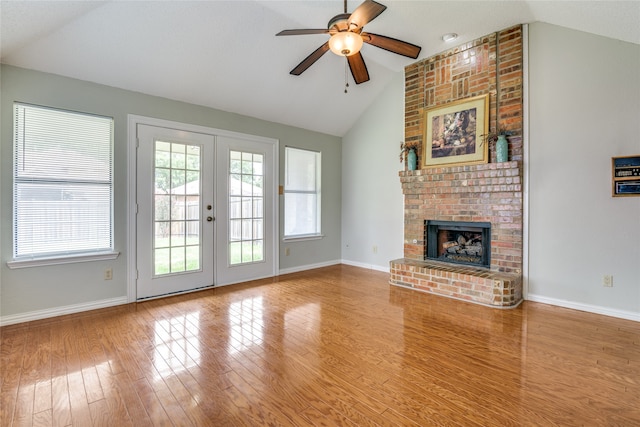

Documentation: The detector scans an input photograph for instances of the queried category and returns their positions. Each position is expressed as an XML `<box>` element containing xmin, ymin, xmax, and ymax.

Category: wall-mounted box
<box><xmin>612</xmin><ymin>155</ymin><xmax>640</xmax><ymax>197</ymax></box>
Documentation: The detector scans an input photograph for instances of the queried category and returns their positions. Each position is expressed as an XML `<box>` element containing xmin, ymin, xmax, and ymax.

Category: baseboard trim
<box><xmin>0</xmin><ymin>296</ymin><xmax>128</xmax><ymax>327</ymax></box>
<box><xmin>527</xmin><ymin>294</ymin><xmax>639</xmax><ymax>322</ymax></box>
<box><xmin>278</xmin><ymin>260</ymin><xmax>341</xmax><ymax>275</ymax></box>
<box><xmin>341</xmin><ymin>259</ymin><xmax>390</xmax><ymax>273</ymax></box>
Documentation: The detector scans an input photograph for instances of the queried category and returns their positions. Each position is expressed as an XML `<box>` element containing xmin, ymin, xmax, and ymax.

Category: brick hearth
<box><xmin>390</xmin><ymin>259</ymin><xmax>522</xmax><ymax>307</ymax></box>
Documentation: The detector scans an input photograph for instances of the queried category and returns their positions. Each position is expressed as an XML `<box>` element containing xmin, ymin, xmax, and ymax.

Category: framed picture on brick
<box><xmin>422</xmin><ymin>94</ymin><xmax>489</xmax><ymax>168</ymax></box>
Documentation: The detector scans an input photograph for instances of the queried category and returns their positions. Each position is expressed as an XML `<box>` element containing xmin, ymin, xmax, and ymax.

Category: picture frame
<box><xmin>422</xmin><ymin>94</ymin><xmax>489</xmax><ymax>168</ymax></box>
<box><xmin>612</xmin><ymin>155</ymin><xmax>640</xmax><ymax>197</ymax></box>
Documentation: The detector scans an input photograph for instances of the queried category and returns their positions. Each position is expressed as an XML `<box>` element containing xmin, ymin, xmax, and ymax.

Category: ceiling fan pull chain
<box><xmin>344</xmin><ymin>57</ymin><xmax>349</xmax><ymax>93</ymax></box>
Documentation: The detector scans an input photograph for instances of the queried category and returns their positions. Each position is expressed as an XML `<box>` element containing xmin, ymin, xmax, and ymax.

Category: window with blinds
<box><xmin>284</xmin><ymin>147</ymin><xmax>321</xmax><ymax>238</ymax></box>
<box><xmin>13</xmin><ymin>103</ymin><xmax>114</xmax><ymax>261</ymax></box>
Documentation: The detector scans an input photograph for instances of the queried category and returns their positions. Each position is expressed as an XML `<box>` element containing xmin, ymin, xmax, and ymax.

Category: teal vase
<box><xmin>496</xmin><ymin>135</ymin><xmax>508</xmax><ymax>163</ymax></box>
<box><xmin>407</xmin><ymin>148</ymin><xmax>417</xmax><ymax>171</ymax></box>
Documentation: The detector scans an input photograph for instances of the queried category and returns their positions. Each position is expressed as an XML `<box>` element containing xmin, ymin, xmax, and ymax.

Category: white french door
<box><xmin>133</xmin><ymin>120</ymin><xmax>278</xmax><ymax>300</ymax></box>
<box><xmin>215</xmin><ymin>135</ymin><xmax>276</xmax><ymax>286</ymax></box>
<box><xmin>136</xmin><ymin>124</ymin><xmax>215</xmax><ymax>299</ymax></box>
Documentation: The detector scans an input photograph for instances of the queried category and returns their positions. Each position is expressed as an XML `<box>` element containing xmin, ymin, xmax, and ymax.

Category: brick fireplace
<box><xmin>390</xmin><ymin>161</ymin><xmax>523</xmax><ymax>306</ymax></box>
<box><xmin>390</xmin><ymin>26</ymin><xmax>524</xmax><ymax>307</ymax></box>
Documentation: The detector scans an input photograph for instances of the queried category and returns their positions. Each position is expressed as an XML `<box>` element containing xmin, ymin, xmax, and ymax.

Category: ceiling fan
<box><xmin>276</xmin><ymin>0</ymin><xmax>421</xmax><ymax>85</ymax></box>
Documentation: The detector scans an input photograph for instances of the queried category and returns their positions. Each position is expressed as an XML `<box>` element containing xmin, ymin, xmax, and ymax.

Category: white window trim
<box><xmin>7</xmin><ymin>251</ymin><xmax>119</xmax><ymax>269</ymax></box>
<box><xmin>282</xmin><ymin>234</ymin><xmax>325</xmax><ymax>242</ymax></box>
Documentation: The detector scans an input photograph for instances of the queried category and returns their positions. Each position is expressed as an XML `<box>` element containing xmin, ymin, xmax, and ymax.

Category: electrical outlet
<box><xmin>285</xmin><ymin>247</ymin><xmax>290</xmax><ymax>256</ymax></box>
<box><xmin>602</xmin><ymin>275</ymin><xmax>613</xmax><ymax>287</ymax></box>
<box><xmin>104</xmin><ymin>268</ymin><xmax>113</xmax><ymax>280</ymax></box>
<box><xmin>373</xmin><ymin>245</ymin><xmax>378</xmax><ymax>254</ymax></box>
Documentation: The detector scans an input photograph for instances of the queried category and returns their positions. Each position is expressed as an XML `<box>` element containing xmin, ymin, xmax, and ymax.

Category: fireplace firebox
<box><xmin>425</xmin><ymin>220</ymin><xmax>491</xmax><ymax>268</ymax></box>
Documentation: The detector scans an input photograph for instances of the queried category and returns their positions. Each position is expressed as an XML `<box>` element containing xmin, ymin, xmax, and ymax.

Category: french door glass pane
<box><xmin>229</xmin><ymin>150</ymin><xmax>264</xmax><ymax>265</ymax></box>
<box><xmin>154</xmin><ymin>140</ymin><xmax>201</xmax><ymax>276</ymax></box>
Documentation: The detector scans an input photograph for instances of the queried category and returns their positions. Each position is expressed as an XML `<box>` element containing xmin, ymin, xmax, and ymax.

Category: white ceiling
<box><xmin>1</xmin><ymin>1</ymin><xmax>639</xmax><ymax>136</ymax></box>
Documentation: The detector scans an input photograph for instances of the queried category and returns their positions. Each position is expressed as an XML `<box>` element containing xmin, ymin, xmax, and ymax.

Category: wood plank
<box><xmin>93</xmin><ymin>364</ymin><xmax>133</xmax><ymax>427</ymax></box>
<box><xmin>50</xmin><ymin>375</ymin><xmax>71</xmax><ymax>427</ymax></box>
<box><xmin>48</xmin><ymin>322</ymin><xmax>70</xmax><ymax>427</ymax></box>
<box><xmin>31</xmin><ymin>381</ymin><xmax>51</xmax><ymax>416</ymax></box>
<box><xmin>87</xmin><ymin>399</ymin><xmax>111</xmax><ymax>427</ymax></box>
<box><xmin>31</xmin><ymin>409</ymin><xmax>51</xmax><ymax>427</ymax></box>
<box><xmin>110</xmin><ymin>372</ymin><xmax>153</xmax><ymax>427</ymax></box>
<box><xmin>132</xmin><ymin>378</ymin><xmax>172</xmax><ymax>427</ymax></box>
<box><xmin>0</xmin><ymin>327</ymin><xmax>27</xmax><ymax>427</ymax></box>
<box><xmin>144</xmin><ymin>362</ymin><xmax>194</xmax><ymax>427</ymax></box>
<box><xmin>66</xmin><ymin>371</ymin><xmax>92</xmax><ymax>426</ymax></box>
<box><xmin>12</xmin><ymin>384</ymin><xmax>34</xmax><ymax>427</ymax></box>
<box><xmin>80</xmin><ymin>367</ymin><xmax>103</xmax><ymax>404</ymax></box>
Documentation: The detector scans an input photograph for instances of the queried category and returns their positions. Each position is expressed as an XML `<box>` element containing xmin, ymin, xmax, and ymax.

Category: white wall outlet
<box><xmin>373</xmin><ymin>245</ymin><xmax>378</xmax><ymax>254</ymax></box>
<box><xmin>285</xmin><ymin>247</ymin><xmax>290</xmax><ymax>256</ymax></box>
<box><xmin>602</xmin><ymin>275</ymin><xmax>613</xmax><ymax>287</ymax></box>
<box><xmin>104</xmin><ymin>268</ymin><xmax>113</xmax><ymax>280</ymax></box>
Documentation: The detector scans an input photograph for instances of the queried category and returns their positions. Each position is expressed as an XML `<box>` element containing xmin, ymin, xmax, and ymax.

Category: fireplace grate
<box><xmin>424</xmin><ymin>220</ymin><xmax>491</xmax><ymax>268</ymax></box>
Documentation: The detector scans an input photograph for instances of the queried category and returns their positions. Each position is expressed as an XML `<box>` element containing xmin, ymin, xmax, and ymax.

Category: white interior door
<box><xmin>215</xmin><ymin>135</ymin><xmax>277</xmax><ymax>285</ymax></box>
<box><xmin>136</xmin><ymin>124</ymin><xmax>215</xmax><ymax>299</ymax></box>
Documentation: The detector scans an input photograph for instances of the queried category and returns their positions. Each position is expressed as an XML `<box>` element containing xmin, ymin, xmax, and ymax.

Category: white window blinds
<box><xmin>284</xmin><ymin>147</ymin><xmax>321</xmax><ymax>238</ymax></box>
<box><xmin>13</xmin><ymin>103</ymin><xmax>114</xmax><ymax>260</ymax></box>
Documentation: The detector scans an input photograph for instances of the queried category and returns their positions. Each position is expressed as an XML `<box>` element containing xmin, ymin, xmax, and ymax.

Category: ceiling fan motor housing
<box><xmin>328</xmin><ymin>13</ymin><xmax>352</xmax><ymax>32</ymax></box>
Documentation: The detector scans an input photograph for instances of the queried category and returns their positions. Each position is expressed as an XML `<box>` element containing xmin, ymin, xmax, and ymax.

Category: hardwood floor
<box><xmin>1</xmin><ymin>265</ymin><xmax>639</xmax><ymax>426</ymax></box>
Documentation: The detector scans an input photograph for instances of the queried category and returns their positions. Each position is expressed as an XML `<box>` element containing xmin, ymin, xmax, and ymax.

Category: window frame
<box><xmin>283</xmin><ymin>146</ymin><xmax>322</xmax><ymax>240</ymax></box>
<box><xmin>8</xmin><ymin>103</ymin><xmax>118</xmax><ymax>269</ymax></box>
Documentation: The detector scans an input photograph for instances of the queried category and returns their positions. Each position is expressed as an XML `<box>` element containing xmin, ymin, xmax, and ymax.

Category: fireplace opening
<box><xmin>425</xmin><ymin>220</ymin><xmax>491</xmax><ymax>268</ymax></box>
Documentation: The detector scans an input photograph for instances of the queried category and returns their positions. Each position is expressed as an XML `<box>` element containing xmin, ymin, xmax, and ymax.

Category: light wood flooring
<box><xmin>1</xmin><ymin>265</ymin><xmax>639</xmax><ymax>426</ymax></box>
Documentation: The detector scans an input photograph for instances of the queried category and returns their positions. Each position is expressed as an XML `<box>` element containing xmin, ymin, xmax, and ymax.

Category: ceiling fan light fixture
<box><xmin>329</xmin><ymin>31</ymin><xmax>363</xmax><ymax>56</ymax></box>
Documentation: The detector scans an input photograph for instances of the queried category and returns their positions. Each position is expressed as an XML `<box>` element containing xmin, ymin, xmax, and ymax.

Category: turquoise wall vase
<box><xmin>495</xmin><ymin>135</ymin><xmax>508</xmax><ymax>163</ymax></box>
<box><xmin>407</xmin><ymin>148</ymin><xmax>417</xmax><ymax>171</ymax></box>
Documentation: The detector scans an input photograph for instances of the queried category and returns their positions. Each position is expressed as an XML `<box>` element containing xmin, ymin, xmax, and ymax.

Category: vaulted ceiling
<box><xmin>2</xmin><ymin>1</ymin><xmax>639</xmax><ymax>136</ymax></box>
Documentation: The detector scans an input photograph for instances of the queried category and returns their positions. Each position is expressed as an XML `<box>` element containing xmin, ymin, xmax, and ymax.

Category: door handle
<box><xmin>207</xmin><ymin>216</ymin><xmax>214</xmax><ymax>222</ymax></box>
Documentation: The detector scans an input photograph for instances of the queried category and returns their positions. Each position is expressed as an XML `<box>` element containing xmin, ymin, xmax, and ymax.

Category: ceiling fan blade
<box><xmin>347</xmin><ymin>52</ymin><xmax>370</xmax><ymax>84</ymax></box>
<box><xmin>348</xmin><ymin>0</ymin><xmax>386</xmax><ymax>29</ymax></box>
<box><xmin>276</xmin><ymin>29</ymin><xmax>330</xmax><ymax>36</ymax></box>
<box><xmin>290</xmin><ymin>42</ymin><xmax>331</xmax><ymax>75</ymax></box>
<box><xmin>362</xmin><ymin>32</ymin><xmax>422</xmax><ymax>59</ymax></box>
